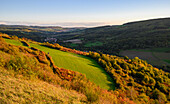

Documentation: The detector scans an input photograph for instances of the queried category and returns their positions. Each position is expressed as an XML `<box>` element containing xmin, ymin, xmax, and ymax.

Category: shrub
<box><xmin>152</xmin><ymin>89</ymin><xmax>167</xmax><ymax>102</ymax></box>
<box><xmin>31</xmin><ymin>47</ymin><xmax>39</xmax><ymax>51</ymax></box>
<box><xmin>85</xmin><ymin>88</ymin><xmax>99</xmax><ymax>102</ymax></box>
<box><xmin>0</xmin><ymin>56</ymin><xmax>6</xmax><ymax>67</ymax></box>
<box><xmin>21</xmin><ymin>41</ymin><xmax>30</xmax><ymax>47</ymax></box>
<box><xmin>138</xmin><ymin>93</ymin><xmax>149</xmax><ymax>102</ymax></box>
<box><xmin>135</xmin><ymin>72</ymin><xmax>144</xmax><ymax>79</ymax></box>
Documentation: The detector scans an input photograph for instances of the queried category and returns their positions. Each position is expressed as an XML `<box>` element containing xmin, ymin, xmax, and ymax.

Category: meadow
<box><xmin>4</xmin><ymin>38</ymin><xmax>115</xmax><ymax>90</ymax></box>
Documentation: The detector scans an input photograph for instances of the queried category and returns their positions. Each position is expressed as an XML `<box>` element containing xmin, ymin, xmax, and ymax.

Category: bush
<box><xmin>21</xmin><ymin>41</ymin><xmax>30</xmax><ymax>47</ymax></box>
<box><xmin>0</xmin><ymin>56</ymin><xmax>6</xmax><ymax>67</ymax></box>
<box><xmin>152</xmin><ymin>89</ymin><xmax>167</xmax><ymax>102</ymax></box>
<box><xmin>138</xmin><ymin>93</ymin><xmax>149</xmax><ymax>102</ymax></box>
<box><xmin>6</xmin><ymin>56</ymin><xmax>29</xmax><ymax>71</ymax></box>
<box><xmin>85</xmin><ymin>88</ymin><xmax>99</xmax><ymax>102</ymax></box>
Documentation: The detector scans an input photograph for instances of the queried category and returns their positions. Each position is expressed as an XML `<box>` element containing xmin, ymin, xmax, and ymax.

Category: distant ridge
<box><xmin>123</xmin><ymin>17</ymin><xmax>170</xmax><ymax>25</ymax></box>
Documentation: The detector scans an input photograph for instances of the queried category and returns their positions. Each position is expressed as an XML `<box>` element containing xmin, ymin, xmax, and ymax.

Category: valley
<box><xmin>0</xmin><ymin>18</ymin><xmax>170</xmax><ymax>104</ymax></box>
<box><xmin>1</xmin><ymin>18</ymin><xmax>170</xmax><ymax>72</ymax></box>
<box><xmin>1</xmin><ymin>0</ymin><xmax>170</xmax><ymax>103</ymax></box>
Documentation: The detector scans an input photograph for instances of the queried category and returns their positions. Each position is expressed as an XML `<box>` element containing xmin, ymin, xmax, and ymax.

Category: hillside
<box><xmin>0</xmin><ymin>34</ymin><xmax>170</xmax><ymax>103</ymax></box>
<box><xmin>0</xmin><ymin>38</ymin><xmax>86</xmax><ymax>103</ymax></box>
<box><xmin>0</xmin><ymin>67</ymin><xmax>86</xmax><ymax>103</ymax></box>
<box><xmin>67</xmin><ymin>18</ymin><xmax>170</xmax><ymax>53</ymax></box>
<box><xmin>4</xmin><ymin>38</ymin><xmax>114</xmax><ymax>90</ymax></box>
<box><xmin>61</xmin><ymin>18</ymin><xmax>170</xmax><ymax>71</ymax></box>
<box><xmin>0</xmin><ymin>36</ymin><xmax>121</xmax><ymax>103</ymax></box>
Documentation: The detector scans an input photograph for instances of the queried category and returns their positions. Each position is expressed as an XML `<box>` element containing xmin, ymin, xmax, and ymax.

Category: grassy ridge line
<box><xmin>4</xmin><ymin>38</ymin><xmax>115</xmax><ymax>90</ymax></box>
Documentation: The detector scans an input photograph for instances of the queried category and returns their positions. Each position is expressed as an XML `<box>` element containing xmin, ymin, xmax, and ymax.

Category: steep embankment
<box><xmin>4</xmin><ymin>38</ymin><xmax>115</xmax><ymax>90</ymax></box>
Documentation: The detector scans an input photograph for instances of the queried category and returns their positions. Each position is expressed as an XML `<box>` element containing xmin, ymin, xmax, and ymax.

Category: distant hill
<box><xmin>71</xmin><ymin>18</ymin><xmax>170</xmax><ymax>54</ymax></box>
<box><xmin>0</xmin><ymin>25</ymin><xmax>84</xmax><ymax>42</ymax></box>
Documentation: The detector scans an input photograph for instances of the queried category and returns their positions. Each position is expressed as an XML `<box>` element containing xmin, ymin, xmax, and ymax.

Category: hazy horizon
<box><xmin>1</xmin><ymin>0</ymin><xmax>170</xmax><ymax>27</ymax></box>
<box><xmin>0</xmin><ymin>17</ymin><xmax>170</xmax><ymax>28</ymax></box>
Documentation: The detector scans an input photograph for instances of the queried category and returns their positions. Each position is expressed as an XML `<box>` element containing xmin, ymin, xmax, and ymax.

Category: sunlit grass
<box><xmin>4</xmin><ymin>38</ymin><xmax>115</xmax><ymax>90</ymax></box>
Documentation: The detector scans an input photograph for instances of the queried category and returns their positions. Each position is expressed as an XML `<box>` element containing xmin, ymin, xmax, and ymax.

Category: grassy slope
<box><xmin>0</xmin><ymin>67</ymin><xmax>86</xmax><ymax>104</ymax></box>
<box><xmin>4</xmin><ymin>39</ymin><xmax>115</xmax><ymax>90</ymax></box>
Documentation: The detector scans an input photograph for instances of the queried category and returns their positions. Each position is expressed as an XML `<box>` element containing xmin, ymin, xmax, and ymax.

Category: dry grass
<box><xmin>0</xmin><ymin>67</ymin><xmax>87</xmax><ymax>104</ymax></box>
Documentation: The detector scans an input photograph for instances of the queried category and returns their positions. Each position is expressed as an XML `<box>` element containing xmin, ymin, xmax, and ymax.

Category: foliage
<box><xmin>21</xmin><ymin>40</ymin><xmax>30</xmax><ymax>47</ymax></box>
<box><xmin>88</xmin><ymin>51</ymin><xmax>170</xmax><ymax>103</ymax></box>
<box><xmin>42</xmin><ymin>42</ymin><xmax>88</xmax><ymax>55</ymax></box>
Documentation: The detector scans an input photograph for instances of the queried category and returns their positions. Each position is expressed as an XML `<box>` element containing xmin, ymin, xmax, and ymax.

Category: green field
<box><xmin>70</xmin><ymin>43</ymin><xmax>78</xmax><ymax>47</ymax></box>
<box><xmin>164</xmin><ymin>60</ymin><xmax>170</xmax><ymax>64</ymax></box>
<box><xmin>84</xmin><ymin>41</ymin><xmax>103</xmax><ymax>47</ymax></box>
<box><xmin>4</xmin><ymin>39</ymin><xmax>23</xmax><ymax>46</ymax></box>
<box><xmin>4</xmin><ymin>39</ymin><xmax>115</xmax><ymax>90</ymax></box>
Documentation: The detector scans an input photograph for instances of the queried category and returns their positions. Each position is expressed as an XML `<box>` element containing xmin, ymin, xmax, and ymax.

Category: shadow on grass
<box><xmin>70</xmin><ymin>54</ymin><xmax>116</xmax><ymax>90</ymax></box>
<box><xmin>34</xmin><ymin>44</ymin><xmax>116</xmax><ymax>90</ymax></box>
<box><xmin>87</xmin><ymin>61</ymin><xmax>116</xmax><ymax>90</ymax></box>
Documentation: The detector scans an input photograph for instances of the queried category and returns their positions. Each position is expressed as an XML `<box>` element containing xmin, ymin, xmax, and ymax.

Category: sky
<box><xmin>0</xmin><ymin>0</ymin><xmax>170</xmax><ymax>27</ymax></box>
